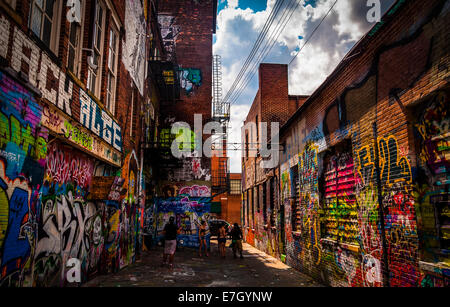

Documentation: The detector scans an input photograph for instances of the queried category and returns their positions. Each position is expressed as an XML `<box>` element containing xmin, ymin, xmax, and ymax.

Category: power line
<box><xmin>232</xmin><ymin>0</ymin><xmax>339</xmax><ymax>128</ymax></box>
<box><xmin>222</xmin><ymin>0</ymin><xmax>286</xmax><ymax>103</ymax></box>
<box><xmin>229</xmin><ymin>0</ymin><xmax>301</xmax><ymax>105</ymax></box>
<box><xmin>288</xmin><ymin>0</ymin><xmax>338</xmax><ymax>66</ymax></box>
<box><xmin>228</xmin><ymin>0</ymin><xmax>298</xmax><ymax>105</ymax></box>
<box><xmin>224</xmin><ymin>0</ymin><xmax>340</xmax><ymax>156</ymax></box>
<box><xmin>222</xmin><ymin>0</ymin><xmax>285</xmax><ymax>103</ymax></box>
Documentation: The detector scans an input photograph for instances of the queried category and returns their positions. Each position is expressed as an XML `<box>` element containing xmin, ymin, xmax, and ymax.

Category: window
<box><xmin>246</xmin><ymin>190</ymin><xmax>250</xmax><ymax>226</ymax></box>
<box><xmin>30</xmin><ymin>0</ymin><xmax>61</xmax><ymax>52</ymax></box>
<box><xmin>67</xmin><ymin>0</ymin><xmax>84</xmax><ymax>77</ymax></box>
<box><xmin>269</xmin><ymin>178</ymin><xmax>275</xmax><ymax>226</ymax></box>
<box><xmin>322</xmin><ymin>142</ymin><xmax>359</xmax><ymax>245</ymax></box>
<box><xmin>256</xmin><ymin>185</ymin><xmax>260</xmax><ymax>213</ymax></box>
<box><xmin>230</xmin><ymin>179</ymin><xmax>241</xmax><ymax>195</ymax></box>
<box><xmin>413</xmin><ymin>92</ymin><xmax>450</xmax><ymax>257</ymax></box>
<box><xmin>87</xmin><ymin>0</ymin><xmax>105</xmax><ymax>97</ymax></box>
<box><xmin>106</xmin><ymin>26</ymin><xmax>119</xmax><ymax>114</ymax></box>
<box><xmin>263</xmin><ymin>182</ymin><xmax>267</xmax><ymax>225</ymax></box>
<box><xmin>291</xmin><ymin>165</ymin><xmax>301</xmax><ymax>232</ymax></box>
<box><xmin>256</xmin><ymin>115</ymin><xmax>259</xmax><ymax>141</ymax></box>
<box><xmin>251</xmin><ymin>188</ymin><xmax>255</xmax><ymax>228</ymax></box>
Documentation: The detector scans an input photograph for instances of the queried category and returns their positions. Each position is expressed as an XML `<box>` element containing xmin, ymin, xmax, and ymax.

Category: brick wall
<box><xmin>150</xmin><ymin>0</ymin><xmax>216</xmax><ymax>249</ymax></box>
<box><xmin>242</xmin><ymin>0</ymin><xmax>450</xmax><ymax>287</ymax></box>
<box><xmin>0</xmin><ymin>0</ymin><xmax>152</xmax><ymax>286</ymax></box>
<box><xmin>242</xmin><ymin>64</ymin><xmax>309</xmax><ymax>258</ymax></box>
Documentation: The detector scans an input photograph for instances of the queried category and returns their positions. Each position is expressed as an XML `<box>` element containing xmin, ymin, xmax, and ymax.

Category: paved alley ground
<box><xmin>84</xmin><ymin>241</ymin><xmax>325</xmax><ymax>287</ymax></box>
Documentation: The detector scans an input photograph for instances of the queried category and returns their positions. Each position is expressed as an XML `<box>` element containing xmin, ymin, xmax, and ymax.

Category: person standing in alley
<box><xmin>218</xmin><ymin>224</ymin><xmax>227</xmax><ymax>258</ymax></box>
<box><xmin>161</xmin><ymin>216</ymin><xmax>181</xmax><ymax>269</ymax></box>
<box><xmin>198</xmin><ymin>220</ymin><xmax>209</xmax><ymax>257</ymax></box>
<box><xmin>230</xmin><ymin>223</ymin><xmax>244</xmax><ymax>259</ymax></box>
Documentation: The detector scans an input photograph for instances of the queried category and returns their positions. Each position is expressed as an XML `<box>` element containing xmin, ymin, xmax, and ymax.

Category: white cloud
<box><xmin>227</xmin><ymin>0</ymin><xmax>239</xmax><ymax>9</ymax></box>
<box><xmin>227</xmin><ymin>104</ymin><xmax>250</xmax><ymax>173</ymax></box>
<box><xmin>214</xmin><ymin>0</ymin><xmax>396</xmax><ymax>173</ymax></box>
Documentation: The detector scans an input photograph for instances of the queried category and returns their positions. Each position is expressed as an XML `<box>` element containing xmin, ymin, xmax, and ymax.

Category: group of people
<box><xmin>161</xmin><ymin>217</ymin><xmax>243</xmax><ymax>269</ymax></box>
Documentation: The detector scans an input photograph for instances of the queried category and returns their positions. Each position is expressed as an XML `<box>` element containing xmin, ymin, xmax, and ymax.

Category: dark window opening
<box><xmin>290</xmin><ymin>165</ymin><xmax>301</xmax><ymax>232</ymax></box>
<box><xmin>411</xmin><ymin>91</ymin><xmax>450</xmax><ymax>257</ymax></box>
<box><xmin>270</xmin><ymin>177</ymin><xmax>275</xmax><ymax>226</ymax></box>
<box><xmin>263</xmin><ymin>182</ymin><xmax>267</xmax><ymax>225</ymax></box>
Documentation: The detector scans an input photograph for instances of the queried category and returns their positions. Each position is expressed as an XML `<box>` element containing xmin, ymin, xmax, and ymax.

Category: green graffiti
<box><xmin>63</xmin><ymin>120</ymin><xmax>93</xmax><ymax>150</ymax></box>
<box><xmin>180</xmin><ymin>68</ymin><xmax>202</xmax><ymax>94</ymax></box>
<box><xmin>159</xmin><ymin>128</ymin><xmax>196</xmax><ymax>151</ymax></box>
<box><xmin>0</xmin><ymin>112</ymin><xmax>47</xmax><ymax>160</ymax></box>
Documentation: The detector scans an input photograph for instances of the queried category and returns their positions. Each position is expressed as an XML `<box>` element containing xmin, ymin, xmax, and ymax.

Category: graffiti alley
<box><xmin>0</xmin><ymin>0</ymin><xmax>449</xmax><ymax>291</ymax></box>
<box><xmin>83</xmin><ymin>241</ymin><xmax>323</xmax><ymax>287</ymax></box>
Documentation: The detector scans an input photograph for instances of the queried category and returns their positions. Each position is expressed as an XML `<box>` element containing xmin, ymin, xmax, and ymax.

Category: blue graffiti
<box><xmin>1</xmin><ymin>186</ymin><xmax>31</xmax><ymax>276</ymax></box>
<box><xmin>154</xmin><ymin>196</ymin><xmax>211</xmax><ymax>248</ymax></box>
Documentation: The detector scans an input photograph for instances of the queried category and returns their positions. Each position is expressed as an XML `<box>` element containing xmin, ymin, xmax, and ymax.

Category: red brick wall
<box><xmin>0</xmin><ymin>0</ymin><xmax>151</xmax><ymax>286</ymax></box>
<box><xmin>154</xmin><ymin>1</ymin><xmax>215</xmax><ymax>208</ymax></box>
<box><xmin>242</xmin><ymin>0</ymin><xmax>450</xmax><ymax>287</ymax></box>
<box><xmin>158</xmin><ymin>0</ymin><xmax>214</xmax><ymax>126</ymax></box>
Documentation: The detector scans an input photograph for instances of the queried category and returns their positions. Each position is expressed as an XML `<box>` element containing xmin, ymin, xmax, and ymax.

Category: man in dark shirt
<box><xmin>230</xmin><ymin>223</ymin><xmax>244</xmax><ymax>259</ymax></box>
<box><xmin>162</xmin><ymin>216</ymin><xmax>181</xmax><ymax>269</ymax></box>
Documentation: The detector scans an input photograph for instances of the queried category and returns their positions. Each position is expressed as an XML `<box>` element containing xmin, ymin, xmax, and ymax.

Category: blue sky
<box><xmin>214</xmin><ymin>0</ymin><xmax>396</xmax><ymax>173</ymax></box>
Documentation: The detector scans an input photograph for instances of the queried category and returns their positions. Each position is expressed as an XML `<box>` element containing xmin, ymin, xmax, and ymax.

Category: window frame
<box><xmin>29</xmin><ymin>0</ymin><xmax>62</xmax><ymax>53</ymax></box>
<box><xmin>106</xmin><ymin>24</ymin><xmax>119</xmax><ymax>115</ymax></box>
<box><xmin>130</xmin><ymin>90</ymin><xmax>134</xmax><ymax>138</ymax></box>
<box><xmin>263</xmin><ymin>181</ymin><xmax>267</xmax><ymax>225</ymax></box>
<box><xmin>87</xmin><ymin>0</ymin><xmax>106</xmax><ymax>98</ymax></box>
<box><xmin>229</xmin><ymin>179</ymin><xmax>241</xmax><ymax>195</ymax></box>
<box><xmin>67</xmin><ymin>0</ymin><xmax>86</xmax><ymax>77</ymax></box>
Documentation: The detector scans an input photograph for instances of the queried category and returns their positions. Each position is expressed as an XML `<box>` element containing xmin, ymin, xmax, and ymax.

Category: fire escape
<box><xmin>143</xmin><ymin>2</ymin><xmax>183</xmax><ymax>181</ymax></box>
<box><xmin>211</xmin><ymin>55</ymin><xmax>231</xmax><ymax>197</ymax></box>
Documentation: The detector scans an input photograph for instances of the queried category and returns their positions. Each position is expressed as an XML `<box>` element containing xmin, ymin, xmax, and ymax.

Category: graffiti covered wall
<box><xmin>154</xmin><ymin>196</ymin><xmax>211</xmax><ymax>248</ymax></box>
<box><xmin>241</xmin><ymin>0</ymin><xmax>449</xmax><ymax>287</ymax></box>
<box><xmin>0</xmin><ymin>71</ymin><xmax>48</xmax><ymax>286</ymax></box>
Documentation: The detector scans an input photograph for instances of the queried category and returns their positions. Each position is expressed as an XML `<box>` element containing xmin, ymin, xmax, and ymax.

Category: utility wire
<box><xmin>222</xmin><ymin>0</ymin><xmax>286</xmax><ymax>103</ymax></box>
<box><xmin>231</xmin><ymin>0</ymin><xmax>339</xmax><ymax>129</ymax></box>
<box><xmin>229</xmin><ymin>0</ymin><xmax>301</xmax><ymax>105</ymax></box>
<box><xmin>288</xmin><ymin>0</ymin><xmax>338</xmax><ymax>66</ymax></box>
<box><xmin>224</xmin><ymin>0</ymin><xmax>339</xmax><ymax>155</ymax></box>
<box><xmin>228</xmin><ymin>0</ymin><xmax>295</xmax><ymax>104</ymax></box>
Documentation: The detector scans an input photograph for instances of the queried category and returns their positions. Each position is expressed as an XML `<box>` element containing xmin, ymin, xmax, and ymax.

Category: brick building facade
<box><xmin>146</xmin><ymin>0</ymin><xmax>217</xmax><ymax>249</ymax></box>
<box><xmin>0</xmin><ymin>0</ymin><xmax>217</xmax><ymax>287</ymax></box>
<box><xmin>242</xmin><ymin>63</ymin><xmax>308</xmax><ymax>259</ymax></box>
<box><xmin>242</xmin><ymin>0</ymin><xmax>449</xmax><ymax>287</ymax></box>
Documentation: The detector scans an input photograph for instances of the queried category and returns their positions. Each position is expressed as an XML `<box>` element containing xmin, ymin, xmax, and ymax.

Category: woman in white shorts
<box><xmin>162</xmin><ymin>217</ymin><xmax>181</xmax><ymax>269</ymax></box>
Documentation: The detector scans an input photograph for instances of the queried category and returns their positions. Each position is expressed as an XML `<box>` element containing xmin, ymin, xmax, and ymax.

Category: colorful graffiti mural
<box><xmin>0</xmin><ymin>72</ymin><xmax>47</xmax><ymax>286</ymax></box>
<box><xmin>179</xmin><ymin>68</ymin><xmax>202</xmax><ymax>95</ymax></box>
<box><xmin>154</xmin><ymin>196</ymin><xmax>211</xmax><ymax>248</ymax></box>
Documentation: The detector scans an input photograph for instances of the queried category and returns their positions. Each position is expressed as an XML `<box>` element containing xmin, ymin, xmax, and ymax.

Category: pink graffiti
<box><xmin>45</xmin><ymin>143</ymin><xmax>94</xmax><ymax>188</ymax></box>
<box><xmin>178</xmin><ymin>185</ymin><xmax>210</xmax><ymax>197</ymax></box>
